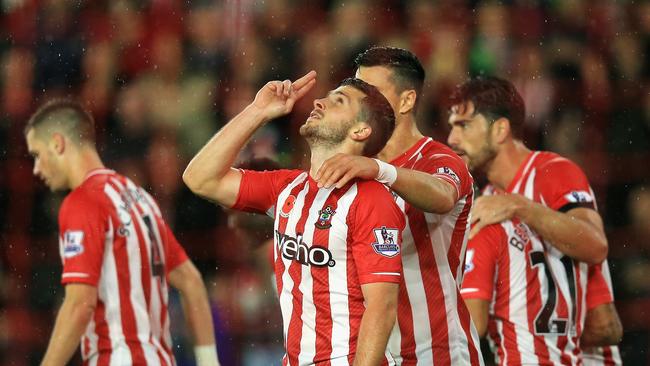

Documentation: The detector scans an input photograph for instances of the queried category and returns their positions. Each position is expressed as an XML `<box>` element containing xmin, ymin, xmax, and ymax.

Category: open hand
<box><xmin>469</xmin><ymin>194</ymin><xmax>526</xmax><ymax>238</ymax></box>
<box><xmin>252</xmin><ymin>70</ymin><xmax>317</xmax><ymax>121</ymax></box>
<box><xmin>314</xmin><ymin>153</ymin><xmax>379</xmax><ymax>189</ymax></box>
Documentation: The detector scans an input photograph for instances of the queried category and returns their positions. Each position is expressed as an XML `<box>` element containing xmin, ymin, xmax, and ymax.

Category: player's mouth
<box><xmin>308</xmin><ymin>110</ymin><xmax>323</xmax><ymax>120</ymax></box>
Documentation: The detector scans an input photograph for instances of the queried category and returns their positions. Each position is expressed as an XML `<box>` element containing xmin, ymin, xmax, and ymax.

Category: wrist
<box><xmin>512</xmin><ymin>194</ymin><xmax>532</xmax><ymax>220</ymax></box>
<box><xmin>373</xmin><ymin>159</ymin><xmax>397</xmax><ymax>186</ymax></box>
<box><xmin>194</xmin><ymin>344</ymin><xmax>219</xmax><ymax>366</ymax></box>
<box><xmin>244</xmin><ymin>104</ymin><xmax>272</xmax><ymax>124</ymax></box>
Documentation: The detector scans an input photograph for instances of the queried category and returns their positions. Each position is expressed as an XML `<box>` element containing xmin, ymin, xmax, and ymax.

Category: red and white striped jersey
<box><xmin>462</xmin><ymin>219</ymin><xmax>589</xmax><ymax>365</ymax></box>
<box><xmin>58</xmin><ymin>169</ymin><xmax>188</xmax><ymax>366</ymax></box>
<box><xmin>233</xmin><ymin>169</ymin><xmax>405</xmax><ymax>365</ymax></box>
<box><xmin>466</xmin><ymin>151</ymin><xmax>620</xmax><ymax>365</ymax></box>
<box><xmin>386</xmin><ymin>137</ymin><xmax>483</xmax><ymax>365</ymax></box>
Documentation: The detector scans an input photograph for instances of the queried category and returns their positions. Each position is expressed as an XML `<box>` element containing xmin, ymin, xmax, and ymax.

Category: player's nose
<box><xmin>447</xmin><ymin>128</ymin><xmax>460</xmax><ymax>147</ymax></box>
<box><xmin>313</xmin><ymin>98</ymin><xmax>325</xmax><ymax>110</ymax></box>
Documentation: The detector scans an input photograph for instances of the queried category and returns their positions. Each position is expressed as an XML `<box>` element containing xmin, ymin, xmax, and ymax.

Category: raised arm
<box><xmin>168</xmin><ymin>261</ymin><xmax>220</xmax><ymax>366</ymax></box>
<box><xmin>41</xmin><ymin>284</ymin><xmax>97</xmax><ymax>366</ymax></box>
<box><xmin>314</xmin><ymin>155</ymin><xmax>457</xmax><ymax>213</ymax></box>
<box><xmin>183</xmin><ymin>71</ymin><xmax>316</xmax><ymax>206</ymax></box>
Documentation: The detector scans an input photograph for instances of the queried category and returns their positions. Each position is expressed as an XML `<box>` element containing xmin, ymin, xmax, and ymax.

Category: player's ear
<box><xmin>350</xmin><ymin>122</ymin><xmax>372</xmax><ymax>142</ymax></box>
<box><xmin>398</xmin><ymin>89</ymin><xmax>416</xmax><ymax>114</ymax></box>
<box><xmin>492</xmin><ymin>118</ymin><xmax>511</xmax><ymax>144</ymax></box>
<box><xmin>51</xmin><ymin>132</ymin><xmax>66</xmax><ymax>155</ymax></box>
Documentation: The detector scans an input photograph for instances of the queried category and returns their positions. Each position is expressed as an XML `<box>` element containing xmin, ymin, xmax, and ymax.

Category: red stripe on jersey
<box><xmin>311</xmin><ymin>191</ymin><xmax>342</xmax><ymax>363</ymax></box>
<box><xmin>285</xmin><ymin>185</ymin><xmax>317</xmax><ymax>364</ymax></box>
<box><xmin>276</xmin><ymin>179</ymin><xmax>307</xmax><ymax>360</ymax></box>
<box><xmin>345</xmin><ymin>195</ymin><xmax>364</xmax><ymax>364</ymax></box>
<box><xmin>450</xmin><ymin>195</ymin><xmax>482</xmax><ymax>365</ymax></box>
<box><xmin>408</xmin><ymin>208</ymin><xmax>450</xmax><ymax>365</ymax></box>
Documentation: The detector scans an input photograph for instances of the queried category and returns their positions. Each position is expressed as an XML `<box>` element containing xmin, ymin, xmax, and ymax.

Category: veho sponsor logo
<box><xmin>275</xmin><ymin>230</ymin><xmax>335</xmax><ymax>267</ymax></box>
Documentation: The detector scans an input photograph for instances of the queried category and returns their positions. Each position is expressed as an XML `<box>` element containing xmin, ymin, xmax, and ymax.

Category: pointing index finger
<box><xmin>293</xmin><ymin>70</ymin><xmax>317</xmax><ymax>90</ymax></box>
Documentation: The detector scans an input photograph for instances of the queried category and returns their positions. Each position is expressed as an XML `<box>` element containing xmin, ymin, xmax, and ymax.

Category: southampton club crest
<box><xmin>372</xmin><ymin>226</ymin><xmax>400</xmax><ymax>257</ymax></box>
<box><xmin>315</xmin><ymin>205</ymin><xmax>336</xmax><ymax>229</ymax></box>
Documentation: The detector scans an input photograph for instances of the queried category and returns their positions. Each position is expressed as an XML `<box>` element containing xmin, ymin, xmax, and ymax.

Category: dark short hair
<box><xmin>449</xmin><ymin>76</ymin><xmax>526</xmax><ymax>139</ymax></box>
<box><xmin>354</xmin><ymin>46</ymin><xmax>425</xmax><ymax>109</ymax></box>
<box><xmin>338</xmin><ymin>78</ymin><xmax>396</xmax><ymax>157</ymax></box>
<box><xmin>25</xmin><ymin>99</ymin><xmax>96</xmax><ymax>143</ymax></box>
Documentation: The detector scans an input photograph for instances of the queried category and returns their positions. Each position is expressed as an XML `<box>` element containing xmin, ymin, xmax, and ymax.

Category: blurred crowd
<box><xmin>0</xmin><ymin>0</ymin><xmax>648</xmax><ymax>365</ymax></box>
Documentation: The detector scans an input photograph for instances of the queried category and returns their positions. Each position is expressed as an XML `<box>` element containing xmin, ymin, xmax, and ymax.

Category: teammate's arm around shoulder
<box><xmin>41</xmin><ymin>284</ymin><xmax>98</xmax><ymax>366</ymax></box>
<box><xmin>314</xmin><ymin>154</ymin><xmax>460</xmax><ymax>214</ymax></box>
<box><xmin>168</xmin><ymin>260</ymin><xmax>220</xmax><ymax>366</ymax></box>
<box><xmin>183</xmin><ymin>71</ymin><xmax>316</xmax><ymax>207</ymax></box>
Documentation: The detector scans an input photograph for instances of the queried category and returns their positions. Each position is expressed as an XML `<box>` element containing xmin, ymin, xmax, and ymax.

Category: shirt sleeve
<box><xmin>58</xmin><ymin>193</ymin><xmax>107</xmax><ymax>286</ymax></box>
<box><xmin>586</xmin><ymin>260</ymin><xmax>615</xmax><ymax>310</ymax></box>
<box><xmin>350</xmin><ymin>182</ymin><xmax>405</xmax><ymax>285</ymax></box>
<box><xmin>413</xmin><ymin>151</ymin><xmax>473</xmax><ymax>201</ymax></box>
<box><xmin>460</xmin><ymin>224</ymin><xmax>503</xmax><ymax>301</ymax></box>
<box><xmin>232</xmin><ymin>169</ymin><xmax>302</xmax><ymax>215</ymax></box>
<box><xmin>535</xmin><ymin>158</ymin><xmax>596</xmax><ymax>212</ymax></box>
<box><xmin>161</xmin><ymin>222</ymin><xmax>189</xmax><ymax>276</ymax></box>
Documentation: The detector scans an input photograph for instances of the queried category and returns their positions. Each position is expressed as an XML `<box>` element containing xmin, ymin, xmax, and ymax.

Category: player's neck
<box><xmin>377</xmin><ymin>116</ymin><xmax>423</xmax><ymax>162</ymax></box>
<box><xmin>308</xmin><ymin>143</ymin><xmax>361</xmax><ymax>180</ymax></box>
<box><xmin>67</xmin><ymin>147</ymin><xmax>106</xmax><ymax>190</ymax></box>
<box><xmin>486</xmin><ymin>140</ymin><xmax>531</xmax><ymax>190</ymax></box>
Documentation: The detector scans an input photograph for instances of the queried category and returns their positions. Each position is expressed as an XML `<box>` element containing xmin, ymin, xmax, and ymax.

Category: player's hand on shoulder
<box><xmin>252</xmin><ymin>70</ymin><xmax>317</xmax><ymax>121</ymax></box>
<box><xmin>315</xmin><ymin>154</ymin><xmax>380</xmax><ymax>189</ymax></box>
<box><xmin>469</xmin><ymin>194</ymin><xmax>526</xmax><ymax>238</ymax></box>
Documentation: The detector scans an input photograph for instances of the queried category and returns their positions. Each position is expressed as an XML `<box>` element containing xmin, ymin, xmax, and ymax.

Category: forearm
<box><xmin>515</xmin><ymin>198</ymin><xmax>607</xmax><ymax>264</ymax></box>
<box><xmin>180</xmin><ymin>284</ymin><xmax>216</xmax><ymax>346</ymax></box>
<box><xmin>581</xmin><ymin>303</ymin><xmax>623</xmax><ymax>347</ymax></box>
<box><xmin>183</xmin><ymin>105</ymin><xmax>267</xmax><ymax>203</ymax></box>
<box><xmin>352</xmin><ymin>302</ymin><xmax>396</xmax><ymax>365</ymax></box>
<box><xmin>391</xmin><ymin>167</ymin><xmax>456</xmax><ymax>213</ymax></box>
<box><xmin>41</xmin><ymin>300</ymin><xmax>94</xmax><ymax>366</ymax></box>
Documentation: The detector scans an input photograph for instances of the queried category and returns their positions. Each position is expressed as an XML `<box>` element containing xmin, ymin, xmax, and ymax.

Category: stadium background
<box><xmin>0</xmin><ymin>0</ymin><xmax>648</xmax><ymax>365</ymax></box>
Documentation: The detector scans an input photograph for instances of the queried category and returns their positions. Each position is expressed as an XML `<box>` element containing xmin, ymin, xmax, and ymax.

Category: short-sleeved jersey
<box><xmin>385</xmin><ymin>137</ymin><xmax>483</xmax><ymax>365</ymax></box>
<box><xmin>233</xmin><ymin>169</ymin><xmax>405</xmax><ymax>365</ymax></box>
<box><xmin>479</xmin><ymin>151</ymin><xmax>620</xmax><ymax>364</ymax></box>
<box><xmin>58</xmin><ymin>169</ymin><xmax>188</xmax><ymax>365</ymax></box>
<box><xmin>462</xmin><ymin>219</ymin><xmax>589</xmax><ymax>365</ymax></box>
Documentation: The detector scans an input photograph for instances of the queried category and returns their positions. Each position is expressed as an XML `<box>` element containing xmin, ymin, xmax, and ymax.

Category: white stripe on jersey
<box><xmin>109</xmin><ymin>178</ymin><xmax>159</xmax><ymax>363</ymax></box>
<box><xmin>502</xmin><ymin>221</ymin><xmax>540</xmax><ymax>365</ymax></box>
<box><xmin>512</xmin><ymin>151</ymin><xmax>539</xmax><ymax>192</ymax></box>
<box><xmin>62</xmin><ymin>272</ymin><xmax>91</xmax><ymax>278</ymax></box>
<box><xmin>297</xmin><ymin>187</ymin><xmax>334</xmax><ymax>364</ymax></box>
<box><xmin>426</xmin><ymin>204</ymin><xmax>472</xmax><ymax>363</ymax></box>
<box><xmin>328</xmin><ymin>184</ymin><xmax>357</xmax><ymax>360</ymax></box>
<box><xmin>397</xmin><ymin>212</ymin><xmax>433</xmax><ymax>364</ymax></box>
<box><xmin>103</xmin><ymin>186</ymin><xmax>134</xmax><ymax>365</ymax></box>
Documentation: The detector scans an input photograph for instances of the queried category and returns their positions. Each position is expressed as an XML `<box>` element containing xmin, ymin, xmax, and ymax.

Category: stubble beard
<box><xmin>468</xmin><ymin>137</ymin><xmax>498</xmax><ymax>174</ymax></box>
<box><xmin>299</xmin><ymin>119</ymin><xmax>350</xmax><ymax>151</ymax></box>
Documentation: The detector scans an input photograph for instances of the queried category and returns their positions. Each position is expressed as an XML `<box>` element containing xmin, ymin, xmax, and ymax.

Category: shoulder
<box><xmin>354</xmin><ymin>180</ymin><xmax>394</xmax><ymax>199</ymax></box>
<box><xmin>61</xmin><ymin>181</ymin><xmax>109</xmax><ymax>214</ymax></box>
<box><xmin>240</xmin><ymin>168</ymin><xmax>304</xmax><ymax>184</ymax></box>
<box><xmin>534</xmin><ymin>151</ymin><xmax>585</xmax><ymax>175</ymax></box>
<box><xmin>472</xmin><ymin>223</ymin><xmax>507</xmax><ymax>244</ymax></box>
